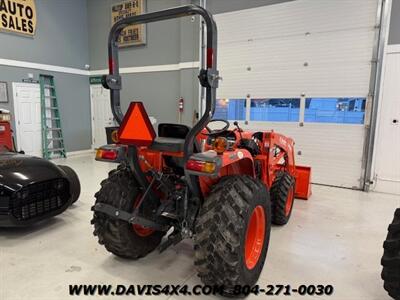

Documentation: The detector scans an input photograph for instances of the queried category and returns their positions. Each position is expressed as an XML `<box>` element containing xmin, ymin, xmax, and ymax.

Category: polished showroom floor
<box><xmin>0</xmin><ymin>153</ymin><xmax>399</xmax><ymax>300</ymax></box>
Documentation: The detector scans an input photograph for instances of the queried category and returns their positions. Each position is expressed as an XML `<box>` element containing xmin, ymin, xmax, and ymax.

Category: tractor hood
<box><xmin>0</xmin><ymin>152</ymin><xmax>66</xmax><ymax>192</ymax></box>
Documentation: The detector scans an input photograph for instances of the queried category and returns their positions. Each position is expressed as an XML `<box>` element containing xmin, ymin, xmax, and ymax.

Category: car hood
<box><xmin>0</xmin><ymin>152</ymin><xmax>66</xmax><ymax>192</ymax></box>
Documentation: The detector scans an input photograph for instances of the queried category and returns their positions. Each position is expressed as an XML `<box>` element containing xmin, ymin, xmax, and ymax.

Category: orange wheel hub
<box><xmin>244</xmin><ymin>205</ymin><xmax>266</xmax><ymax>270</ymax></box>
<box><xmin>132</xmin><ymin>195</ymin><xmax>154</xmax><ymax>237</ymax></box>
<box><xmin>285</xmin><ymin>188</ymin><xmax>294</xmax><ymax>216</ymax></box>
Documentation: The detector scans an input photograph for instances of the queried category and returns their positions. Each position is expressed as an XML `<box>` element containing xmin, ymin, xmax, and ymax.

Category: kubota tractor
<box><xmin>91</xmin><ymin>5</ymin><xmax>311</xmax><ymax>295</ymax></box>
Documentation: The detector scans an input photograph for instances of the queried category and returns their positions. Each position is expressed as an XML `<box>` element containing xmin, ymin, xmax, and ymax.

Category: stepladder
<box><xmin>39</xmin><ymin>75</ymin><xmax>66</xmax><ymax>159</ymax></box>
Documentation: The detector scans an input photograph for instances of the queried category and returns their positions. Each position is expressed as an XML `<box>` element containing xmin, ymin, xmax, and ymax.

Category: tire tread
<box><xmin>270</xmin><ymin>171</ymin><xmax>295</xmax><ymax>225</ymax></box>
<box><xmin>91</xmin><ymin>165</ymin><xmax>163</xmax><ymax>259</ymax></box>
<box><xmin>194</xmin><ymin>175</ymin><xmax>271</xmax><ymax>294</ymax></box>
<box><xmin>382</xmin><ymin>208</ymin><xmax>400</xmax><ymax>300</ymax></box>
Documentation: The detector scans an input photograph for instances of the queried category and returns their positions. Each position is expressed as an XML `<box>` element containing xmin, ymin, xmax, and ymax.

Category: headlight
<box><xmin>213</xmin><ymin>137</ymin><xmax>228</xmax><ymax>154</ymax></box>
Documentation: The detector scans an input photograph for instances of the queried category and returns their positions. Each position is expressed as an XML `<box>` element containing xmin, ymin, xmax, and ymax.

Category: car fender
<box><xmin>0</xmin><ymin>152</ymin><xmax>69</xmax><ymax>192</ymax></box>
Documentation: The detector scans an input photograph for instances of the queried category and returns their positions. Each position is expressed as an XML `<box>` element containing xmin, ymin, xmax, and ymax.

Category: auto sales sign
<box><xmin>0</xmin><ymin>0</ymin><xmax>36</xmax><ymax>36</ymax></box>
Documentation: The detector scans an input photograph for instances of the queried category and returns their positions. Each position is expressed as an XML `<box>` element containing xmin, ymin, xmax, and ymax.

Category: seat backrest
<box><xmin>158</xmin><ymin>123</ymin><xmax>191</xmax><ymax>139</ymax></box>
<box><xmin>157</xmin><ymin>123</ymin><xmax>201</xmax><ymax>153</ymax></box>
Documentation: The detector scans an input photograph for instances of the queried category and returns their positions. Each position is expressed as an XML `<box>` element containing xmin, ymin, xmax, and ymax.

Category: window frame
<box><xmin>213</xmin><ymin>96</ymin><xmax>367</xmax><ymax>126</ymax></box>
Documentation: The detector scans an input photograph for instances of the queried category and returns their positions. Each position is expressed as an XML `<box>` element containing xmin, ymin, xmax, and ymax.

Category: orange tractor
<box><xmin>92</xmin><ymin>4</ymin><xmax>311</xmax><ymax>295</ymax></box>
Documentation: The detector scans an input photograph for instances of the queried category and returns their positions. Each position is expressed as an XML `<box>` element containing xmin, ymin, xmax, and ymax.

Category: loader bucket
<box><xmin>294</xmin><ymin>166</ymin><xmax>312</xmax><ymax>200</ymax></box>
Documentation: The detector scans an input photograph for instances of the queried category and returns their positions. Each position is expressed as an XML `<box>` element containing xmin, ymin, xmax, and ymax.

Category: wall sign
<box><xmin>0</xmin><ymin>0</ymin><xmax>36</xmax><ymax>36</ymax></box>
<box><xmin>111</xmin><ymin>0</ymin><xmax>146</xmax><ymax>47</ymax></box>
<box><xmin>90</xmin><ymin>76</ymin><xmax>103</xmax><ymax>85</ymax></box>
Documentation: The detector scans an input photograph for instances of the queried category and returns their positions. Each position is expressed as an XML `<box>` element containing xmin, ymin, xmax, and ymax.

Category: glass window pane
<box><xmin>304</xmin><ymin>98</ymin><xmax>366</xmax><ymax>124</ymax></box>
<box><xmin>250</xmin><ymin>98</ymin><xmax>300</xmax><ymax>122</ymax></box>
<box><xmin>213</xmin><ymin>99</ymin><xmax>246</xmax><ymax>120</ymax></box>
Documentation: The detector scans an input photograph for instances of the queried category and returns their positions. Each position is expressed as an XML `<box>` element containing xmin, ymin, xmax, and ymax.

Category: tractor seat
<box><xmin>148</xmin><ymin>123</ymin><xmax>200</xmax><ymax>153</ymax></box>
<box><xmin>148</xmin><ymin>123</ymin><xmax>189</xmax><ymax>153</ymax></box>
<box><xmin>149</xmin><ymin>137</ymin><xmax>185</xmax><ymax>153</ymax></box>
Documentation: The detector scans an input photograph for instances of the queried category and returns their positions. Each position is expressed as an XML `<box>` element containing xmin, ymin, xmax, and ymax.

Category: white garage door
<box><xmin>214</xmin><ymin>0</ymin><xmax>380</xmax><ymax>188</ymax></box>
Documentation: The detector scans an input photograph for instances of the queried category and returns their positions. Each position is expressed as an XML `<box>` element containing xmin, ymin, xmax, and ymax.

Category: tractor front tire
<box><xmin>194</xmin><ymin>176</ymin><xmax>271</xmax><ymax>296</ymax></box>
<box><xmin>381</xmin><ymin>208</ymin><xmax>400</xmax><ymax>300</ymax></box>
<box><xmin>91</xmin><ymin>165</ymin><xmax>164</xmax><ymax>259</ymax></box>
<box><xmin>270</xmin><ymin>171</ymin><xmax>295</xmax><ymax>225</ymax></box>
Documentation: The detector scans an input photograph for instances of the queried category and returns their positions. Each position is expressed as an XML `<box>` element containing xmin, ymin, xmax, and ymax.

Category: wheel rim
<box><xmin>245</xmin><ymin>205</ymin><xmax>266</xmax><ymax>270</ymax></box>
<box><xmin>285</xmin><ymin>188</ymin><xmax>294</xmax><ymax>216</ymax></box>
<box><xmin>132</xmin><ymin>195</ymin><xmax>154</xmax><ymax>237</ymax></box>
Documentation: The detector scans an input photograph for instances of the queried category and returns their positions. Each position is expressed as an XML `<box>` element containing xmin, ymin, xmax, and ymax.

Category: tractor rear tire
<box><xmin>270</xmin><ymin>171</ymin><xmax>295</xmax><ymax>225</ymax></box>
<box><xmin>381</xmin><ymin>208</ymin><xmax>400</xmax><ymax>300</ymax></box>
<box><xmin>91</xmin><ymin>165</ymin><xmax>164</xmax><ymax>259</ymax></box>
<box><xmin>194</xmin><ymin>175</ymin><xmax>271</xmax><ymax>297</ymax></box>
<box><xmin>58</xmin><ymin>165</ymin><xmax>81</xmax><ymax>204</ymax></box>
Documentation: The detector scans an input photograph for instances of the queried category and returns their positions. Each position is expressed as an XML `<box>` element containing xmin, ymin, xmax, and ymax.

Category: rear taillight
<box><xmin>95</xmin><ymin>145</ymin><xmax>127</xmax><ymax>163</ymax></box>
<box><xmin>186</xmin><ymin>160</ymin><xmax>216</xmax><ymax>174</ymax></box>
<box><xmin>96</xmin><ymin>149</ymin><xmax>118</xmax><ymax>160</ymax></box>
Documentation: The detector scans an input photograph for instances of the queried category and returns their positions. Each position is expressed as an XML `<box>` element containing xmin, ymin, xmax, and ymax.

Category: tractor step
<box><xmin>158</xmin><ymin>231</ymin><xmax>182</xmax><ymax>253</ymax></box>
<box><xmin>160</xmin><ymin>211</ymin><xmax>178</xmax><ymax>219</ymax></box>
<box><xmin>157</xmin><ymin>199</ymin><xmax>178</xmax><ymax>219</ymax></box>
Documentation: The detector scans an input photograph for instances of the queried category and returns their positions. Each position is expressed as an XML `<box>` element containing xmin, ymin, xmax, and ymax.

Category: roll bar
<box><xmin>102</xmin><ymin>4</ymin><xmax>219</xmax><ymax>162</ymax></box>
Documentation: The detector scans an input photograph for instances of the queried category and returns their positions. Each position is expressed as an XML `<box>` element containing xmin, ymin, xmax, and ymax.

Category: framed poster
<box><xmin>111</xmin><ymin>0</ymin><xmax>146</xmax><ymax>47</ymax></box>
<box><xmin>0</xmin><ymin>82</ymin><xmax>8</xmax><ymax>103</ymax></box>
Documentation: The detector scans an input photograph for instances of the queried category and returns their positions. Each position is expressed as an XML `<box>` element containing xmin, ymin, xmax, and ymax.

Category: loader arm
<box><xmin>262</xmin><ymin>132</ymin><xmax>311</xmax><ymax>199</ymax></box>
<box><xmin>267</xmin><ymin>132</ymin><xmax>295</xmax><ymax>170</ymax></box>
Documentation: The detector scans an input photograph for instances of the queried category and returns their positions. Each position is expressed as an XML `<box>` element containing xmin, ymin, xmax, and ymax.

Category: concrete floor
<box><xmin>0</xmin><ymin>153</ymin><xmax>399</xmax><ymax>300</ymax></box>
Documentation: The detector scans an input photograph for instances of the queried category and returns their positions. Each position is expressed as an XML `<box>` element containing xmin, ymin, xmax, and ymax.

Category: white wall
<box><xmin>372</xmin><ymin>45</ymin><xmax>400</xmax><ymax>195</ymax></box>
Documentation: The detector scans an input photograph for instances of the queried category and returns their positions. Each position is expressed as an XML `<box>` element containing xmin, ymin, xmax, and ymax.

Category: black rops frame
<box><xmin>102</xmin><ymin>5</ymin><xmax>219</xmax><ymax>201</ymax></box>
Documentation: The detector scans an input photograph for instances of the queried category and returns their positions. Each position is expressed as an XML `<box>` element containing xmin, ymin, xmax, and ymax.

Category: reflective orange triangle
<box><xmin>118</xmin><ymin>102</ymin><xmax>156</xmax><ymax>146</ymax></box>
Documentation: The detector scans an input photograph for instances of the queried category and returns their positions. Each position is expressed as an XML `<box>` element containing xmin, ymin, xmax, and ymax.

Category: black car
<box><xmin>0</xmin><ymin>151</ymin><xmax>80</xmax><ymax>226</ymax></box>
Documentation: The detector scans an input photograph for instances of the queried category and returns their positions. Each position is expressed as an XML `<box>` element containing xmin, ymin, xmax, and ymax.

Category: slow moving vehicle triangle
<box><xmin>118</xmin><ymin>102</ymin><xmax>156</xmax><ymax>146</ymax></box>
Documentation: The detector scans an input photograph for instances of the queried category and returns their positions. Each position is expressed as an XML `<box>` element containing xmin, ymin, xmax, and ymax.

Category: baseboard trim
<box><xmin>67</xmin><ymin>149</ymin><xmax>94</xmax><ymax>157</ymax></box>
<box><xmin>386</xmin><ymin>44</ymin><xmax>400</xmax><ymax>54</ymax></box>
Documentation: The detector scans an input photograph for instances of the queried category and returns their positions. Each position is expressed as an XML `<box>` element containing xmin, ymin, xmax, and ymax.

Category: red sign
<box><xmin>118</xmin><ymin>102</ymin><xmax>156</xmax><ymax>146</ymax></box>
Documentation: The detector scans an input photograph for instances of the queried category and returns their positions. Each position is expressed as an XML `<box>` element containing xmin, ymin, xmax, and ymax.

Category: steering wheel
<box><xmin>205</xmin><ymin>119</ymin><xmax>230</xmax><ymax>135</ymax></box>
